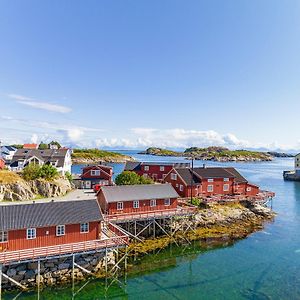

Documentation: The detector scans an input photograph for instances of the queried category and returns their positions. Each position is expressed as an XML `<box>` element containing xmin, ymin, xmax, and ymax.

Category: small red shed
<box><xmin>80</xmin><ymin>165</ymin><xmax>113</xmax><ymax>189</ymax></box>
<box><xmin>97</xmin><ymin>183</ymin><xmax>179</xmax><ymax>215</ymax></box>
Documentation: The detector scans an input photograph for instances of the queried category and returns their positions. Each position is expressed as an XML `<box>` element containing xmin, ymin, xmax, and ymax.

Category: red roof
<box><xmin>23</xmin><ymin>143</ymin><xmax>38</xmax><ymax>149</ymax></box>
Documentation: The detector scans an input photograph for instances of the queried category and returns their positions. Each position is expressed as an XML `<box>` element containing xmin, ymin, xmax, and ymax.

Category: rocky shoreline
<box><xmin>0</xmin><ymin>178</ymin><xmax>72</xmax><ymax>201</ymax></box>
<box><xmin>72</xmin><ymin>156</ymin><xmax>134</xmax><ymax>165</ymax></box>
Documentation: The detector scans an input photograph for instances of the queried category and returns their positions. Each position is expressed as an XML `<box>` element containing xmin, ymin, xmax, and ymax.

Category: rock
<box><xmin>58</xmin><ymin>263</ymin><xmax>70</xmax><ymax>270</ymax></box>
<box><xmin>24</xmin><ymin>270</ymin><xmax>36</xmax><ymax>280</ymax></box>
<box><xmin>7</xmin><ymin>268</ymin><xmax>17</xmax><ymax>277</ymax></box>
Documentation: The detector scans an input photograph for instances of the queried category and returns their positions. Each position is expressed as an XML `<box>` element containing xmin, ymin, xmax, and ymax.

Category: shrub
<box><xmin>65</xmin><ymin>171</ymin><xmax>73</xmax><ymax>182</ymax></box>
<box><xmin>22</xmin><ymin>163</ymin><xmax>58</xmax><ymax>181</ymax></box>
<box><xmin>115</xmin><ymin>171</ymin><xmax>154</xmax><ymax>185</ymax></box>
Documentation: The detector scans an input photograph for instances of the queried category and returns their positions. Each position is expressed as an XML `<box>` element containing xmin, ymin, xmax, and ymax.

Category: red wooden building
<box><xmin>80</xmin><ymin>165</ymin><xmax>113</xmax><ymax>189</ymax></box>
<box><xmin>97</xmin><ymin>184</ymin><xmax>179</xmax><ymax>215</ymax></box>
<box><xmin>163</xmin><ymin>166</ymin><xmax>259</xmax><ymax>198</ymax></box>
<box><xmin>0</xmin><ymin>199</ymin><xmax>103</xmax><ymax>252</ymax></box>
<box><xmin>0</xmin><ymin>158</ymin><xmax>5</xmax><ymax>169</ymax></box>
<box><xmin>124</xmin><ymin>162</ymin><xmax>190</xmax><ymax>181</ymax></box>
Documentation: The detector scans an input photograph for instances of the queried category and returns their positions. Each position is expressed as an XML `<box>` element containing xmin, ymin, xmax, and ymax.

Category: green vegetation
<box><xmin>22</xmin><ymin>163</ymin><xmax>59</xmax><ymax>181</ymax></box>
<box><xmin>0</xmin><ymin>170</ymin><xmax>24</xmax><ymax>184</ymax></box>
<box><xmin>38</xmin><ymin>142</ymin><xmax>49</xmax><ymax>150</ymax></box>
<box><xmin>72</xmin><ymin>148</ymin><xmax>133</xmax><ymax>163</ymax></box>
<box><xmin>65</xmin><ymin>171</ymin><xmax>73</xmax><ymax>183</ymax></box>
<box><xmin>10</xmin><ymin>144</ymin><xmax>23</xmax><ymax>149</ymax></box>
<box><xmin>115</xmin><ymin>171</ymin><xmax>154</xmax><ymax>185</ymax></box>
<box><xmin>140</xmin><ymin>147</ymin><xmax>273</xmax><ymax>162</ymax></box>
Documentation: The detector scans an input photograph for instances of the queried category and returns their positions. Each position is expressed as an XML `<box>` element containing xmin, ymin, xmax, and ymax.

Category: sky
<box><xmin>1</xmin><ymin>0</ymin><xmax>300</xmax><ymax>151</ymax></box>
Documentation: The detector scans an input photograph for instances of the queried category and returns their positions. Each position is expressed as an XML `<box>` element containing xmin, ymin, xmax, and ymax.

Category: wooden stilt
<box><xmin>0</xmin><ymin>264</ymin><xmax>2</xmax><ymax>300</ymax></box>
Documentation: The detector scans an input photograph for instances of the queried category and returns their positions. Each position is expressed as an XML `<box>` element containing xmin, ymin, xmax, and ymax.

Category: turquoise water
<box><xmin>6</xmin><ymin>154</ymin><xmax>300</xmax><ymax>299</ymax></box>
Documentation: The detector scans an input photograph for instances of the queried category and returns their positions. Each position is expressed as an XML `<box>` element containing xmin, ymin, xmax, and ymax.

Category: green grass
<box><xmin>72</xmin><ymin>148</ymin><xmax>128</xmax><ymax>160</ymax></box>
<box><xmin>0</xmin><ymin>170</ymin><xmax>24</xmax><ymax>184</ymax></box>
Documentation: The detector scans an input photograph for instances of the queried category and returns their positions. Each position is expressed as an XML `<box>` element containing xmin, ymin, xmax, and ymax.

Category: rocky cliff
<box><xmin>0</xmin><ymin>178</ymin><xmax>72</xmax><ymax>201</ymax></box>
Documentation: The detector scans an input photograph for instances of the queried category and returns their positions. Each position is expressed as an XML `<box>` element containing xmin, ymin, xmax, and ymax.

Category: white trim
<box><xmin>117</xmin><ymin>202</ymin><xmax>123</xmax><ymax>210</ymax></box>
<box><xmin>223</xmin><ymin>184</ymin><xmax>230</xmax><ymax>191</ymax></box>
<box><xmin>207</xmin><ymin>185</ymin><xmax>214</xmax><ymax>192</ymax></box>
<box><xmin>133</xmin><ymin>200</ymin><xmax>139</xmax><ymax>209</ymax></box>
<box><xmin>26</xmin><ymin>228</ymin><xmax>36</xmax><ymax>240</ymax></box>
<box><xmin>150</xmin><ymin>199</ymin><xmax>156</xmax><ymax>207</ymax></box>
<box><xmin>56</xmin><ymin>225</ymin><xmax>65</xmax><ymax>236</ymax></box>
<box><xmin>164</xmin><ymin>198</ymin><xmax>170</xmax><ymax>206</ymax></box>
<box><xmin>80</xmin><ymin>223</ymin><xmax>89</xmax><ymax>233</ymax></box>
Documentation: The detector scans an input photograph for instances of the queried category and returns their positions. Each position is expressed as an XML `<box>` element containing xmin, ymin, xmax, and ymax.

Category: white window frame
<box><xmin>144</xmin><ymin>166</ymin><xmax>149</xmax><ymax>171</ymax></box>
<box><xmin>160</xmin><ymin>166</ymin><xmax>165</xmax><ymax>171</ymax></box>
<box><xmin>223</xmin><ymin>184</ymin><xmax>230</xmax><ymax>191</ymax></box>
<box><xmin>0</xmin><ymin>231</ymin><xmax>8</xmax><ymax>243</ymax></box>
<box><xmin>176</xmin><ymin>183</ymin><xmax>179</xmax><ymax>188</ymax></box>
<box><xmin>164</xmin><ymin>198</ymin><xmax>170</xmax><ymax>206</ymax></box>
<box><xmin>27</xmin><ymin>228</ymin><xmax>36</xmax><ymax>240</ymax></box>
<box><xmin>207</xmin><ymin>185</ymin><xmax>214</xmax><ymax>192</ymax></box>
<box><xmin>224</xmin><ymin>178</ymin><xmax>229</xmax><ymax>182</ymax></box>
<box><xmin>133</xmin><ymin>200</ymin><xmax>139</xmax><ymax>209</ymax></box>
<box><xmin>179</xmin><ymin>184</ymin><xmax>184</xmax><ymax>191</ymax></box>
<box><xmin>80</xmin><ymin>223</ymin><xmax>89</xmax><ymax>233</ymax></box>
<box><xmin>247</xmin><ymin>187</ymin><xmax>252</xmax><ymax>192</ymax></box>
<box><xmin>207</xmin><ymin>178</ymin><xmax>214</xmax><ymax>183</ymax></box>
<box><xmin>150</xmin><ymin>199</ymin><xmax>156</xmax><ymax>207</ymax></box>
<box><xmin>117</xmin><ymin>202</ymin><xmax>123</xmax><ymax>210</ymax></box>
<box><xmin>91</xmin><ymin>170</ymin><xmax>100</xmax><ymax>176</ymax></box>
<box><xmin>171</xmin><ymin>173</ymin><xmax>177</xmax><ymax>180</ymax></box>
<box><xmin>56</xmin><ymin>225</ymin><xmax>65</xmax><ymax>236</ymax></box>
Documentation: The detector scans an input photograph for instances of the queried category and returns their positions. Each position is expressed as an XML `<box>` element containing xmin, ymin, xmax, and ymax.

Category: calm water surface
<box><xmin>6</xmin><ymin>152</ymin><xmax>300</xmax><ymax>299</ymax></box>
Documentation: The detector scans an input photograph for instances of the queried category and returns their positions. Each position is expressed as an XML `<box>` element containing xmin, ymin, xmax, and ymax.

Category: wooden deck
<box><xmin>107</xmin><ymin>207</ymin><xmax>197</xmax><ymax>222</ymax></box>
<box><xmin>0</xmin><ymin>224</ymin><xmax>129</xmax><ymax>265</ymax></box>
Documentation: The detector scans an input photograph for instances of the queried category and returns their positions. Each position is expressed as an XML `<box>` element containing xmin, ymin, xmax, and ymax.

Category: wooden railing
<box><xmin>0</xmin><ymin>232</ymin><xmax>129</xmax><ymax>265</ymax></box>
<box><xmin>107</xmin><ymin>207</ymin><xmax>197</xmax><ymax>222</ymax></box>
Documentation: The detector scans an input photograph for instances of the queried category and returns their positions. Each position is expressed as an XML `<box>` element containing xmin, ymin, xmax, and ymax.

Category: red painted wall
<box><xmin>81</xmin><ymin>166</ymin><xmax>113</xmax><ymax>182</ymax></box>
<box><xmin>134</xmin><ymin>165</ymin><xmax>175</xmax><ymax>181</ymax></box>
<box><xmin>200</xmin><ymin>178</ymin><xmax>235</xmax><ymax>196</ymax></box>
<box><xmin>3</xmin><ymin>222</ymin><xmax>100</xmax><ymax>251</ymax></box>
<box><xmin>97</xmin><ymin>191</ymin><xmax>177</xmax><ymax>214</ymax></box>
<box><xmin>0</xmin><ymin>159</ymin><xmax>5</xmax><ymax>170</ymax></box>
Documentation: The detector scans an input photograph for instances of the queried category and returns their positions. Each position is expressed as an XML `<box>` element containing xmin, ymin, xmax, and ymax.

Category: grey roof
<box><xmin>10</xmin><ymin>148</ymin><xmax>69</xmax><ymax>168</ymax></box>
<box><xmin>224</xmin><ymin>167</ymin><xmax>248</xmax><ymax>183</ymax></box>
<box><xmin>124</xmin><ymin>161</ymin><xmax>190</xmax><ymax>171</ymax></box>
<box><xmin>3</xmin><ymin>146</ymin><xmax>16</xmax><ymax>152</ymax></box>
<box><xmin>176</xmin><ymin>168</ymin><xmax>201</xmax><ymax>185</ymax></box>
<box><xmin>0</xmin><ymin>199</ymin><xmax>102</xmax><ymax>231</ymax></box>
<box><xmin>192</xmin><ymin>167</ymin><xmax>236</xmax><ymax>179</ymax></box>
<box><xmin>100</xmin><ymin>184</ymin><xmax>179</xmax><ymax>203</ymax></box>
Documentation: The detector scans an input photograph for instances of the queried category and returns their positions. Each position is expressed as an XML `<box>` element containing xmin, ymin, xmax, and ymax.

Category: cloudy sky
<box><xmin>1</xmin><ymin>0</ymin><xmax>300</xmax><ymax>151</ymax></box>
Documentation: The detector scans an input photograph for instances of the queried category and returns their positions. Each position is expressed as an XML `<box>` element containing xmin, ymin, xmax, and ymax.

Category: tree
<box><xmin>22</xmin><ymin>163</ymin><xmax>41</xmax><ymax>181</ymax></box>
<box><xmin>38</xmin><ymin>164</ymin><xmax>58</xmax><ymax>180</ymax></box>
<box><xmin>115</xmin><ymin>171</ymin><xmax>154</xmax><ymax>185</ymax></box>
<box><xmin>38</xmin><ymin>142</ymin><xmax>49</xmax><ymax>150</ymax></box>
<box><xmin>49</xmin><ymin>141</ymin><xmax>61</xmax><ymax>149</ymax></box>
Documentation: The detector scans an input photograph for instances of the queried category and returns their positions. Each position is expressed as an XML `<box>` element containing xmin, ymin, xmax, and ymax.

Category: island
<box><xmin>71</xmin><ymin>148</ymin><xmax>135</xmax><ymax>164</ymax></box>
<box><xmin>139</xmin><ymin>146</ymin><xmax>275</xmax><ymax>162</ymax></box>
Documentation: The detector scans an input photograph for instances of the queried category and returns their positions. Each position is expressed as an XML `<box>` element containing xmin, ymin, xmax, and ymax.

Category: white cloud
<box><xmin>8</xmin><ymin>94</ymin><xmax>72</xmax><ymax>113</ymax></box>
<box><xmin>30</xmin><ymin>134</ymin><xmax>38</xmax><ymax>144</ymax></box>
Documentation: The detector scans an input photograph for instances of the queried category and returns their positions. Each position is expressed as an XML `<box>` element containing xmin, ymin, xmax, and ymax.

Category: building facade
<box><xmin>80</xmin><ymin>165</ymin><xmax>113</xmax><ymax>189</ymax></box>
<box><xmin>0</xmin><ymin>200</ymin><xmax>102</xmax><ymax>252</ymax></box>
<box><xmin>164</xmin><ymin>166</ymin><xmax>260</xmax><ymax>198</ymax></box>
<box><xmin>97</xmin><ymin>184</ymin><xmax>179</xmax><ymax>215</ymax></box>
<box><xmin>124</xmin><ymin>162</ymin><xmax>190</xmax><ymax>181</ymax></box>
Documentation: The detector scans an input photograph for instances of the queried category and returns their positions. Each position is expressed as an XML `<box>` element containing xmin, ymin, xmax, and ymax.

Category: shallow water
<box><xmin>5</xmin><ymin>154</ymin><xmax>300</xmax><ymax>299</ymax></box>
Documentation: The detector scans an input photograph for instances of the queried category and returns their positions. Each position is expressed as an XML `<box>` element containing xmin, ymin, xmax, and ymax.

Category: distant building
<box><xmin>0</xmin><ymin>145</ymin><xmax>17</xmax><ymax>162</ymax></box>
<box><xmin>163</xmin><ymin>166</ymin><xmax>260</xmax><ymax>198</ymax></box>
<box><xmin>23</xmin><ymin>143</ymin><xmax>38</xmax><ymax>150</ymax></box>
<box><xmin>124</xmin><ymin>162</ymin><xmax>190</xmax><ymax>182</ymax></box>
<box><xmin>10</xmin><ymin>148</ymin><xmax>72</xmax><ymax>175</ymax></box>
<box><xmin>79</xmin><ymin>165</ymin><xmax>113</xmax><ymax>189</ymax></box>
<box><xmin>97</xmin><ymin>183</ymin><xmax>179</xmax><ymax>215</ymax></box>
<box><xmin>0</xmin><ymin>158</ymin><xmax>5</xmax><ymax>169</ymax></box>
<box><xmin>295</xmin><ymin>153</ymin><xmax>300</xmax><ymax>176</ymax></box>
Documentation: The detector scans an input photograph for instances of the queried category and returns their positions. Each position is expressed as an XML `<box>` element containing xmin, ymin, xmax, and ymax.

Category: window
<box><xmin>160</xmin><ymin>166</ymin><xmax>165</xmax><ymax>171</ymax></box>
<box><xmin>133</xmin><ymin>200</ymin><xmax>139</xmax><ymax>209</ymax></box>
<box><xmin>207</xmin><ymin>179</ymin><xmax>214</xmax><ymax>183</ymax></box>
<box><xmin>164</xmin><ymin>198</ymin><xmax>170</xmax><ymax>206</ymax></box>
<box><xmin>180</xmin><ymin>185</ymin><xmax>184</xmax><ymax>191</ymax></box>
<box><xmin>207</xmin><ymin>185</ymin><xmax>214</xmax><ymax>192</ymax></box>
<box><xmin>223</xmin><ymin>184</ymin><xmax>230</xmax><ymax>191</ymax></box>
<box><xmin>0</xmin><ymin>231</ymin><xmax>8</xmax><ymax>243</ymax></box>
<box><xmin>144</xmin><ymin>166</ymin><xmax>149</xmax><ymax>171</ymax></box>
<box><xmin>27</xmin><ymin>228</ymin><xmax>36</xmax><ymax>240</ymax></box>
<box><xmin>224</xmin><ymin>178</ymin><xmax>229</xmax><ymax>182</ymax></box>
<box><xmin>91</xmin><ymin>170</ymin><xmax>100</xmax><ymax>176</ymax></box>
<box><xmin>247</xmin><ymin>187</ymin><xmax>252</xmax><ymax>192</ymax></box>
<box><xmin>117</xmin><ymin>202</ymin><xmax>123</xmax><ymax>210</ymax></box>
<box><xmin>56</xmin><ymin>225</ymin><xmax>65</xmax><ymax>236</ymax></box>
<box><xmin>80</xmin><ymin>223</ymin><xmax>89</xmax><ymax>233</ymax></box>
<box><xmin>176</xmin><ymin>183</ymin><xmax>179</xmax><ymax>187</ymax></box>
<box><xmin>171</xmin><ymin>173</ymin><xmax>177</xmax><ymax>180</ymax></box>
<box><xmin>150</xmin><ymin>199</ymin><xmax>156</xmax><ymax>207</ymax></box>
<box><xmin>143</xmin><ymin>173</ymin><xmax>148</xmax><ymax>178</ymax></box>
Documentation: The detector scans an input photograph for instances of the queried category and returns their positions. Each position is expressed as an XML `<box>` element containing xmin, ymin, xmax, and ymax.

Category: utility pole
<box><xmin>190</xmin><ymin>156</ymin><xmax>194</xmax><ymax>203</ymax></box>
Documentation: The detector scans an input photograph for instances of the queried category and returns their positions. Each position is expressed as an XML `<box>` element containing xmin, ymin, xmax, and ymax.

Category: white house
<box><xmin>1</xmin><ymin>146</ymin><xmax>17</xmax><ymax>162</ymax></box>
<box><xmin>10</xmin><ymin>148</ymin><xmax>72</xmax><ymax>175</ymax></box>
<box><xmin>295</xmin><ymin>153</ymin><xmax>300</xmax><ymax>176</ymax></box>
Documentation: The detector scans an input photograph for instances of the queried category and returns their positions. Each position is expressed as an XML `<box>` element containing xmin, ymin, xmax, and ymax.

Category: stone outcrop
<box><xmin>0</xmin><ymin>178</ymin><xmax>72</xmax><ymax>201</ymax></box>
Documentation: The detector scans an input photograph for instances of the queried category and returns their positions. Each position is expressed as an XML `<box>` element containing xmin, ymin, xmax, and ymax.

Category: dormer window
<box><xmin>91</xmin><ymin>170</ymin><xmax>100</xmax><ymax>176</ymax></box>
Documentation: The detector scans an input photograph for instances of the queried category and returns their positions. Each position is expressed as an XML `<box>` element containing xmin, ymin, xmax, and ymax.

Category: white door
<box><xmin>85</xmin><ymin>181</ymin><xmax>91</xmax><ymax>189</ymax></box>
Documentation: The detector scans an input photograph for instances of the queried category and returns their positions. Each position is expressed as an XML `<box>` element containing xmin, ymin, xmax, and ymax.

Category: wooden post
<box><xmin>37</xmin><ymin>260</ymin><xmax>40</xmax><ymax>300</ymax></box>
<box><xmin>0</xmin><ymin>263</ymin><xmax>2</xmax><ymax>300</ymax></box>
<box><xmin>72</xmin><ymin>254</ymin><xmax>75</xmax><ymax>294</ymax></box>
